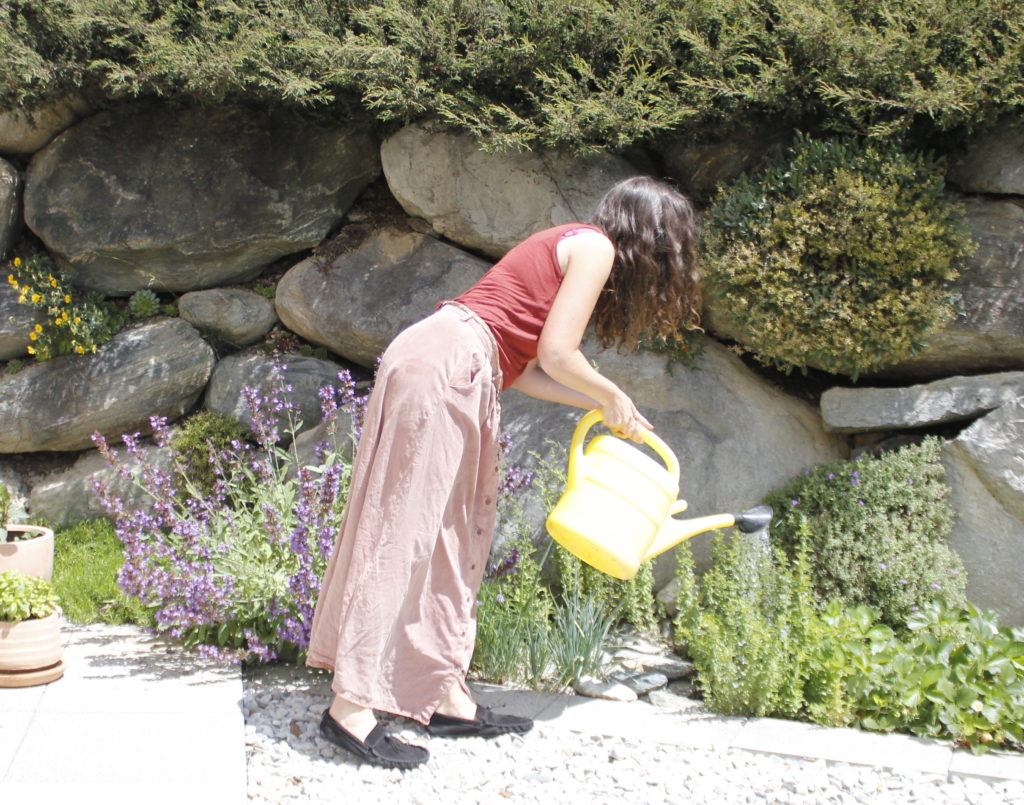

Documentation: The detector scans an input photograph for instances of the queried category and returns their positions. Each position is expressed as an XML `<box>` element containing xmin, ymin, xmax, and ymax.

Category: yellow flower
<box><xmin>90</xmin><ymin>345</ymin><xmax>97</xmax><ymax>353</ymax></box>
<box><xmin>73</xmin><ymin>316</ymin><xmax>81</xmax><ymax>325</ymax></box>
<box><xmin>12</xmin><ymin>257</ymin><xmax>21</xmax><ymax>267</ymax></box>
<box><xmin>6</xmin><ymin>274</ymin><xmax>15</xmax><ymax>286</ymax></box>
<box><xmin>75</xmin><ymin>345</ymin><xmax>85</xmax><ymax>354</ymax></box>
<box><xmin>29</xmin><ymin>332</ymin><xmax>37</xmax><ymax>341</ymax></box>
<box><xmin>61</xmin><ymin>311</ymin><xmax>68</xmax><ymax>321</ymax></box>
<box><xmin>54</xmin><ymin>318</ymin><xmax>61</xmax><ymax>325</ymax></box>
<box><xmin>31</xmin><ymin>293</ymin><xmax>41</xmax><ymax>303</ymax></box>
<box><xmin>18</xmin><ymin>292</ymin><xmax>26</xmax><ymax>303</ymax></box>
<box><xmin>63</xmin><ymin>294</ymin><xmax>71</xmax><ymax>304</ymax></box>
<box><xmin>26</xmin><ymin>345</ymin><xmax>35</xmax><ymax>355</ymax></box>
<box><xmin>34</xmin><ymin>324</ymin><xmax>43</xmax><ymax>333</ymax></box>
<box><xmin>50</xmin><ymin>278</ymin><xmax>58</xmax><ymax>288</ymax></box>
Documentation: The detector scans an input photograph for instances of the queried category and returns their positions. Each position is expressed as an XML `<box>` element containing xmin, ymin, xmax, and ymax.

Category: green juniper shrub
<box><xmin>169</xmin><ymin>410</ymin><xmax>253</xmax><ymax>498</ymax></box>
<box><xmin>765</xmin><ymin>438</ymin><xmax>966</xmax><ymax>626</ymax></box>
<box><xmin>702</xmin><ymin>135</ymin><xmax>972</xmax><ymax>378</ymax></box>
<box><xmin>52</xmin><ymin>518</ymin><xmax>152</xmax><ymax>626</ymax></box>
<box><xmin>4</xmin><ymin>2</ymin><xmax>1024</xmax><ymax>153</ymax></box>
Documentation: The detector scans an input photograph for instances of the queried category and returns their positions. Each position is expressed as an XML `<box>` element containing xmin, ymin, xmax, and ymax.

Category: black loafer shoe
<box><xmin>319</xmin><ymin>710</ymin><xmax>429</xmax><ymax>769</ymax></box>
<box><xmin>427</xmin><ymin>705</ymin><xmax>533</xmax><ymax>738</ymax></box>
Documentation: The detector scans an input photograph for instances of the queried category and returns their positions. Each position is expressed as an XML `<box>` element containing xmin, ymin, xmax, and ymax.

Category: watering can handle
<box><xmin>567</xmin><ymin>410</ymin><xmax>680</xmax><ymax>490</ymax></box>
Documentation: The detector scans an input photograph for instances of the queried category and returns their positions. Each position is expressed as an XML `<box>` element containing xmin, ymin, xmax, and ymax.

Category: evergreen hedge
<box><xmin>2</xmin><ymin>1</ymin><xmax>1022</xmax><ymax>153</ymax></box>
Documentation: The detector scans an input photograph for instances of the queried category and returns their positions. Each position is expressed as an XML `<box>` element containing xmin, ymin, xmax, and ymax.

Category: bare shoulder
<box><xmin>556</xmin><ymin>228</ymin><xmax>615</xmax><ymax>276</ymax></box>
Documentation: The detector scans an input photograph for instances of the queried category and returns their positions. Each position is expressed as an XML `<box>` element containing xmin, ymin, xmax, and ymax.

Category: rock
<box><xmin>646</xmin><ymin>686</ymin><xmax>703</xmax><ymax>713</ymax></box>
<box><xmin>0</xmin><ymin>158</ymin><xmax>21</xmax><ymax>258</ymax></box>
<box><xmin>177</xmin><ymin>288</ymin><xmax>278</xmax><ymax>347</ymax></box>
<box><xmin>655</xmin><ymin>127</ymin><xmax>790</xmax><ymax>203</ymax></box>
<box><xmin>947</xmin><ymin>121</ymin><xmax>1024</xmax><ymax>195</ymax></box>
<box><xmin>24</xmin><ymin>102</ymin><xmax>379</xmax><ymax>294</ymax></box>
<box><xmin>873</xmin><ymin>198</ymin><xmax>1024</xmax><ymax>379</ymax></box>
<box><xmin>820</xmin><ymin>372</ymin><xmax>1024</xmax><ymax>433</ymax></box>
<box><xmin>0</xmin><ymin>282</ymin><xmax>45</xmax><ymax>362</ymax></box>
<box><xmin>574</xmin><ymin>675</ymin><xmax>638</xmax><ymax>702</ymax></box>
<box><xmin>612</xmin><ymin>671</ymin><xmax>669</xmax><ymax>696</ymax></box>
<box><xmin>612</xmin><ymin>649</ymin><xmax>694</xmax><ymax>681</ymax></box>
<box><xmin>204</xmin><ymin>351</ymin><xmax>347</xmax><ymax>440</ymax></box>
<box><xmin>942</xmin><ymin>401</ymin><xmax>1024</xmax><ymax>626</ymax></box>
<box><xmin>0</xmin><ymin>317</ymin><xmax>214</xmax><ymax>452</ymax></box>
<box><xmin>28</xmin><ymin>443</ymin><xmax>171</xmax><ymax>527</ymax></box>
<box><xmin>498</xmin><ymin>335</ymin><xmax>847</xmax><ymax>584</ymax></box>
<box><xmin>275</xmin><ymin>227</ymin><xmax>491</xmax><ymax>367</ymax></box>
<box><xmin>0</xmin><ymin>95</ymin><xmax>93</xmax><ymax>155</ymax></box>
<box><xmin>381</xmin><ymin>123</ymin><xmax>636</xmax><ymax>258</ymax></box>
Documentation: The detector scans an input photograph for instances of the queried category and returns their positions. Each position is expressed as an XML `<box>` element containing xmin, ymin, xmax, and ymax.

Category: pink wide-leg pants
<box><xmin>306</xmin><ymin>303</ymin><xmax>502</xmax><ymax>724</ymax></box>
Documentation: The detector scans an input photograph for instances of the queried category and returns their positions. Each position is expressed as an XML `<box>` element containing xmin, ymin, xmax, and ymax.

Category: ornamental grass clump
<box><xmin>702</xmin><ymin>135</ymin><xmax>972</xmax><ymax>378</ymax></box>
<box><xmin>92</xmin><ymin>368</ymin><xmax>367</xmax><ymax>663</ymax></box>
<box><xmin>765</xmin><ymin>438</ymin><xmax>966</xmax><ymax>627</ymax></box>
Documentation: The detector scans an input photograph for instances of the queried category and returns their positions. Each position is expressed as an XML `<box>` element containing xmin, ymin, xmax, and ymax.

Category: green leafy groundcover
<box><xmin>2</xmin><ymin>1</ymin><xmax>1023</xmax><ymax>152</ymax></box>
<box><xmin>674</xmin><ymin>535</ymin><xmax>1024</xmax><ymax>755</ymax></box>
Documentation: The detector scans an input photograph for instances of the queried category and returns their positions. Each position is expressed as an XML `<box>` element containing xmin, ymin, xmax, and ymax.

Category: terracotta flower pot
<box><xmin>0</xmin><ymin>524</ymin><xmax>56</xmax><ymax>582</ymax></box>
<box><xmin>0</xmin><ymin>610</ymin><xmax>64</xmax><ymax>687</ymax></box>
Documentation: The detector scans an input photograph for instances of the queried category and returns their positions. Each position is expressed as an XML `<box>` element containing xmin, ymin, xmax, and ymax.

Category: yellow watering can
<box><xmin>545</xmin><ymin>409</ymin><xmax>773</xmax><ymax>580</ymax></box>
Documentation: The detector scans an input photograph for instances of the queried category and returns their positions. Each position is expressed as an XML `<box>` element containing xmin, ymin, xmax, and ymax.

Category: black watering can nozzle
<box><xmin>734</xmin><ymin>504</ymin><xmax>774</xmax><ymax>533</ymax></box>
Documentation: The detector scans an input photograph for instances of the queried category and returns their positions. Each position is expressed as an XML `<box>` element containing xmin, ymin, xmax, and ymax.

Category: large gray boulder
<box><xmin>28</xmin><ymin>443</ymin><xmax>171</xmax><ymax>528</ymax></box>
<box><xmin>276</xmin><ymin>227</ymin><xmax>491</xmax><ymax>367</ymax></box>
<box><xmin>0</xmin><ymin>95</ymin><xmax>93</xmax><ymax>155</ymax></box>
<box><xmin>177</xmin><ymin>287</ymin><xmax>278</xmax><ymax>347</ymax></box>
<box><xmin>0</xmin><ymin>317</ymin><xmax>214</xmax><ymax>452</ymax></box>
<box><xmin>947</xmin><ymin>121</ymin><xmax>1024</xmax><ymax>196</ymax></box>
<box><xmin>821</xmin><ymin>372</ymin><xmax>1024</xmax><ymax>433</ymax></box>
<box><xmin>498</xmin><ymin>336</ymin><xmax>848</xmax><ymax>586</ymax></box>
<box><xmin>24</xmin><ymin>103</ymin><xmax>380</xmax><ymax>294</ymax></box>
<box><xmin>942</xmin><ymin>400</ymin><xmax>1024</xmax><ymax>626</ymax></box>
<box><xmin>0</xmin><ymin>282</ymin><xmax>45</xmax><ymax>361</ymax></box>
<box><xmin>873</xmin><ymin>198</ymin><xmax>1024</xmax><ymax>379</ymax></box>
<box><xmin>0</xmin><ymin>158</ymin><xmax>21</xmax><ymax>258</ymax></box>
<box><xmin>381</xmin><ymin>123</ymin><xmax>636</xmax><ymax>258</ymax></box>
<box><xmin>204</xmin><ymin>351</ymin><xmax>347</xmax><ymax>439</ymax></box>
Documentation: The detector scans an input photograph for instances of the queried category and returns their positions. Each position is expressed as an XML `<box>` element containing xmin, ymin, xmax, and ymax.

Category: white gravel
<box><xmin>243</xmin><ymin>665</ymin><xmax>1024</xmax><ymax>805</ymax></box>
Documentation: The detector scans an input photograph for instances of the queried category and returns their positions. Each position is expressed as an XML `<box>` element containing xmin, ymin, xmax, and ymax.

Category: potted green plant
<box><xmin>0</xmin><ymin>569</ymin><xmax>64</xmax><ymax>687</ymax></box>
<box><xmin>0</xmin><ymin>482</ymin><xmax>55</xmax><ymax>581</ymax></box>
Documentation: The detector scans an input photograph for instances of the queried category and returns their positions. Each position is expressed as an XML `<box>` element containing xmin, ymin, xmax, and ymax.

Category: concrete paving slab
<box><xmin>0</xmin><ymin>682</ymin><xmax>46</xmax><ymax>713</ymax></box>
<box><xmin>6</xmin><ymin>709</ymin><xmax>244</xmax><ymax>784</ymax></box>
<box><xmin>731</xmin><ymin>716</ymin><xmax>952</xmax><ymax>776</ymax></box>
<box><xmin>950</xmin><ymin>748</ymin><xmax>1024</xmax><ymax>783</ymax></box>
<box><xmin>0</xmin><ymin>779</ymin><xmax>244</xmax><ymax>805</ymax></box>
<box><xmin>0</xmin><ymin>711</ymin><xmax>33</xmax><ymax>778</ymax></box>
<box><xmin>470</xmin><ymin>681</ymin><xmax>563</xmax><ymax>720</ymax></box>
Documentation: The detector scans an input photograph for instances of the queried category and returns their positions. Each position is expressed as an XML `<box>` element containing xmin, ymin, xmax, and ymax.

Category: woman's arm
<box><xmin>534</xmin><ymin>231</ymin><xmax>651</xmax><ymax>441</ymax></box>
<box><xmin>508</xmin><ymin>359</ymin><xmax>601</xmax><ymax>409</ymax></box>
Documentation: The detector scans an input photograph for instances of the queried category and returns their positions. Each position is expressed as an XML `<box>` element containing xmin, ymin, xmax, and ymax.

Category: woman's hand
<box><xmin>602</xmin><ymin>391</ymin><xmax>653</xmax><ymax>443</ymax></box>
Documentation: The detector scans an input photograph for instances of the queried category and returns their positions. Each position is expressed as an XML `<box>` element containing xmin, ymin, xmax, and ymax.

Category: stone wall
<box><xmin>2</xmin><ymin>100</ymin><xmax>1022</xmax><ymax>622</ymax></box>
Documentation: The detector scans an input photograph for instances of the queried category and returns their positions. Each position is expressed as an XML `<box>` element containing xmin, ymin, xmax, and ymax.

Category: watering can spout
<box><xmin>641</xmin><ymin>503</ymin><xmax>774</xmax><ymax>562</ymax></box>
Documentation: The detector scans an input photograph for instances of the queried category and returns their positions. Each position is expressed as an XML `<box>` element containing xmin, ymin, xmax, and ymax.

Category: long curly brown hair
<box><xmin>590</xmin><ymin>176</ymin><xmax>701</xmax><ymax>350</ymax></box>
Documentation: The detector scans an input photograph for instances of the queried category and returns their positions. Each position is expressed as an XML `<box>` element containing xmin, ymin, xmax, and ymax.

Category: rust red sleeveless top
<box><xmin>453</xmin><ymin>223</ymin><xmax>603</xmax><ymax>389</ymax></box>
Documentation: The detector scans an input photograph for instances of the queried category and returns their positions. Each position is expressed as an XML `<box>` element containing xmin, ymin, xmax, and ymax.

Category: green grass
<box><xmin>52</xmin><ymin>519</ymin><xmax>152</xmax><ymax>626</ymax></box>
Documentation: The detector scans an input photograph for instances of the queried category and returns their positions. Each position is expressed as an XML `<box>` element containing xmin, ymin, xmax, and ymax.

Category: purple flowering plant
<box><xmin>92</xmin><ymin>368</ymin><xmax>368</xmax><ymax>663</ymax></box>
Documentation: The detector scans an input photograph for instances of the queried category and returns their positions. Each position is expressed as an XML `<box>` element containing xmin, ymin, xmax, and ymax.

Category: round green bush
<box><xmin>702</xmin><ymin>135</ymin><xmax>973</xmax><ymax>377</ymax></box>
<box><xmin>764</xmin><ymin>438</ymin><xmax>966</xmax><ymax>626</ymax></box>
<box><xmin>170</xmin><ymin>411</ymin><xmax>251</xmax><ymax>497</ymax></box>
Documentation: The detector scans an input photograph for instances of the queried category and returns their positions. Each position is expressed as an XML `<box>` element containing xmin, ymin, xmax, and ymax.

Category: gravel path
<box><xmin>244</xmin><ymin>665</ymin><xmax>1024</xmax><ymax>805</ymax></box>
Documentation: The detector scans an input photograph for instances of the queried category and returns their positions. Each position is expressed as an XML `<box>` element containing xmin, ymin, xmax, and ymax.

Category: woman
<box><xmin>306</xmin><ymin>175</ymin><xmax>701</xmax><ymax>769</ymax></box>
